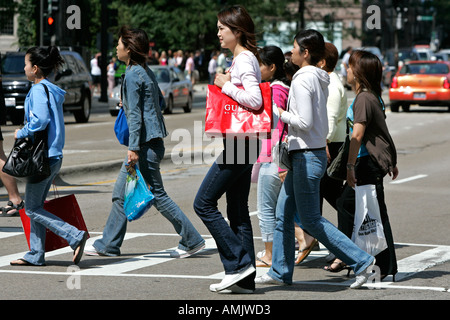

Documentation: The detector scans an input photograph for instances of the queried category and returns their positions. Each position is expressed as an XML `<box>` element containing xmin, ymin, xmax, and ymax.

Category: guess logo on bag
<box><xmin>224</xmin><ymin>104</ymin><xmax>252</xmax><ymax>114</ymax></box>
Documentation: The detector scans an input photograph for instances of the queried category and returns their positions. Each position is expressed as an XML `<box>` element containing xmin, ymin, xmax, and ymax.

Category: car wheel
<box><xmin>390</xmin><ymin>103</ymin><xmax>399</xmax><ymax>112</ymax></box>
<box><xmin>183</xmin><ymin>93</ymin><xmax>192</xmax><ymax>113</ymax></box>
<box><xmin>164</xmin><ymin>95</ymin><xmax>173</xmax><ymax>114</ymax></box>
<box><xmin>74</xmin><ymin>93</ymin><xmax>91</xmax><ymax>123</ymax></box>
<box><xmin>402</xmin><ymin>104</ymin><xmax>410</xmax><ymax>112</ymax></box>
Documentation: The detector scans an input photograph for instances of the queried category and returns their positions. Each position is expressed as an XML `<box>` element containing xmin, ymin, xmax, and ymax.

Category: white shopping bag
<box><xmin>352</xmin><ymin>184</ymin><xmax>388</xmax><ymax>256</ymax></box>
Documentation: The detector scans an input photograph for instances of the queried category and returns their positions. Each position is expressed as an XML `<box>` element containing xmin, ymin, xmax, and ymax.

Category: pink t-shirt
<box><xmin>258</xmin><ymin>81</ymin><xmax>289</xmax><ymax>166</ymax></box>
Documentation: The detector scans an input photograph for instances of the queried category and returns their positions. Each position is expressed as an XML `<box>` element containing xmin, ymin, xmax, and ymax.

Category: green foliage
<box><xmin>17</xmin><ymin>0</ymin><xmax>36</xmax><ymax>47</ymax></box>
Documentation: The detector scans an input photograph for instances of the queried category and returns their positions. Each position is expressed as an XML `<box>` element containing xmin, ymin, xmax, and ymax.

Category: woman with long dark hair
<box><xmin>336</xmin><ymin>50</ymin><xmax>398</xmax><ymax>281</ymax></box>
<box><xmin>86</xmin><ymin>26</ymin><xmax>205</xmax><ymax>258</ymax></box>
<box><xmin>256</xmin><ymin>30</ymin><xmax>376</xmax><ymax>289</ymax></box>
<box><xmin>254</xmin><ymin>45</ymin><xmax>290</xmax><ymax>268</ymax></box>
<box><xmin>194</xmin><ymin>5</ymin><xmax>262</xmax><ymax>294</ymax></box>
<box><xmin>10</xmin><ymin>46</ymin><xmax>88</xmax><ymax>266</ymax></box>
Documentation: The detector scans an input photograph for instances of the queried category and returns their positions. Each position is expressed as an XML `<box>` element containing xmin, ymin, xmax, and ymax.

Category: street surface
<box><xmin>0</xmin><ymin>84</ymin><xmax>449</xmax><ymax>306</ymax></box>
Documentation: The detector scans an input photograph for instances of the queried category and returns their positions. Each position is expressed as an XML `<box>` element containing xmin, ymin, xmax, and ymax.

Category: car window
<box><xmin>1</xmin><ymin>55</ymin><xmax>25</xmax><ymax>74</ymax></box>
<box><xmin>151</xmin><ymin>68</ymin><xmax>171</xmax><ymax>83</ymax></box>
<box><xmin>64</xmin><ymin>54</ymin><xmax>79</xmax><ymax>73</ymax></box>
<box><xmin>400</xmin><ymin>63</ymin><xmax>449</xmax><ymax>75</ymax></box>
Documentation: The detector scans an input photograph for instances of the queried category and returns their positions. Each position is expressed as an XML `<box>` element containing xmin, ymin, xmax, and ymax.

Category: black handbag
<box><xmin>326</xmin><ymin>135</ymin><xmax>349</xmax><ymax>181</ymax></box>
<box><xmin>2</xmin><ymin>84</ymin><xmax>51</xmax><ymax>183</ymax></box>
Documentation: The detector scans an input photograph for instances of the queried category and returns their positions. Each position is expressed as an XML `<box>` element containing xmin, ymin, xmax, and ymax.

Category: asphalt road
<box><xmin>0</xmin><ymin>85</ymin><xmax>449</xmax><ymax>306</ymax></box>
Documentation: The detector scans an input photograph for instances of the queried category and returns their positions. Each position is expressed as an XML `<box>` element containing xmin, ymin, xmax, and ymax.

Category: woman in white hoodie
<box><xmin>256</xmin><ymin>30</ymin><xmax>376</xmax><ymax>289</ymax></box>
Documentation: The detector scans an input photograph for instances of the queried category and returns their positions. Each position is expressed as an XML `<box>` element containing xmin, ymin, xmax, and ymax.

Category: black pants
<box><xmin>320</xmin><ymin>142</ymin><xmax>345</xmax><ymax>212</ymax></box>
<box><xmin>336</xmin><ymin>156</ymin><xmax>398</xmax><ymax>277</ymax></box>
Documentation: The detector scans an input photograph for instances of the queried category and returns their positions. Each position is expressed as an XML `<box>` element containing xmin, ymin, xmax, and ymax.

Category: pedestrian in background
<box><xmin>254</xmin><ymin>45</ymin><xmax>290</xmax><ymax>268</ymax></box>
<box><xmin>208</xmin><ymin>51</ymin><xmax>218</xmax><ymax>85</ymax></box>
<box><xmin>256</xmin><ymin>30</ymin><xmax>376</xmax><ymax>289</ymax></box>
<box><xmin>336</xmin><ymin>49</ymin><xmax>398</xmax><ymax>281</ymax></box>
<box><xmin>90</xmin><ymin>53</ymin><xmax>101</xmax><ymax>95</ymax></box>
<box><xmin>194</xmin><ymin>5</ymin><xmax>262</xmax><ymax>294</ymax></box>
<box><xmin>10</xmin><ymin>46</ymin><xmax>87</xmax><ymax>266</ymax></box>
<box><xmin>86</xmin><ymin>26</ymin><xmax>205</xmax><ymax>259</ymax></box>
<box><xmin>107</xmin><ymin>57</ymin><xmax>116</xmax><ymax>97</ymax></box>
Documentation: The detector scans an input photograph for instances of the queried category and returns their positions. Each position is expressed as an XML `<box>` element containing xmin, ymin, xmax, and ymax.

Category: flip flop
<box><xmin>10</xmin><ymin>258</ymin><xmax>43</xmax><ymax>266</ymax></box>
<box><xmin>256</xmin><ymin>256</ymin><xmax>271</xmax><ymax>268</ymax></box>
<box><xmin>295</xmin><ymin>239</ymin><xmax>318</xmax><ymax>265</ymax></box>
<box><xmin>73</xmin><ymin>232</ymin><xmax>88</xmax><ymax>264</ymax></box>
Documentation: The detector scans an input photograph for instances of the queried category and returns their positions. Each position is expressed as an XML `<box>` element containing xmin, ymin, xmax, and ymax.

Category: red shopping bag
<box><xmin>205</xmin><ymin>82</ymin><xmax>272</xmax><ymax>138</ymax></box>
<box><xmin>19</xmin><ymin>194</ymin><xmax>90</xmax><ymax>252</ymax></box>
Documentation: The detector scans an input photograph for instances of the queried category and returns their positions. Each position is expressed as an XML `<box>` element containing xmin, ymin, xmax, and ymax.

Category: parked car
<box><xmin>1</xmin><ymin>50</ymin><xmax>92</xmax><ymax>125</ymax></box>
<box><xmin>389</xmin><ymin>60</ymin><xmax>450</xmax><ymax>112</ymax></box>
<box><xmin>432</xmin><ymin>49</ymin><xmax>450</xmax><ymax>61</ymax></box>
<box><xmin>109</xmin><ymin>65</ymin><xmax>193</xmax><ymax>116</ymax></box>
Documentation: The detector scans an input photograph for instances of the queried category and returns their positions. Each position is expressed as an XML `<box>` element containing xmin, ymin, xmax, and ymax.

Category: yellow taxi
<box><xmin>389</xmin><ymin>61</ymin><xmax>450</xmax><ymax>112</ymax></box>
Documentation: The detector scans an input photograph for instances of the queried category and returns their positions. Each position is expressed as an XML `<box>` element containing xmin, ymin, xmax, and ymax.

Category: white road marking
<box><xmin>390</xmin><ymin>174</ymin><xmax>428</xmax><ymax>184</ymax></box>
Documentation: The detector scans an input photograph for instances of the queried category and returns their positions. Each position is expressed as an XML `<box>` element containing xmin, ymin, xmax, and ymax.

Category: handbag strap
<box><xmin>278</xmin><ymin>95</ymin><xmax>291</xmax><ymax>145</ymax></box>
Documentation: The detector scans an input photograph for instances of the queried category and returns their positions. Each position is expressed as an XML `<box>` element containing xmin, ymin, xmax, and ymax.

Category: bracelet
<box><xmin>346</xmin><ymin>163</ymin><xmax>355</xmax><ymax>170</ymax></box>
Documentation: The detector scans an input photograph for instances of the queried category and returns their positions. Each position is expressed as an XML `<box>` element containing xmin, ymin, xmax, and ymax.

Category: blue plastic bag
<box><xmin>114</xmin><ymin>108</ymin><xmax>129</xmax><ymax>146</ymax></box>
<box><xmin>124</xmin><ymin>165</ymin><xmax>155</xmax><ymax>221</ymax></box>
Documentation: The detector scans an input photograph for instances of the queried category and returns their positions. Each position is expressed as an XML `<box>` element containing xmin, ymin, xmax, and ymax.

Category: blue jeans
<box><xmin>257</xmin><ymin>162</ymin><xmax>282</xmax><ymax>242</ymax></box>
<box><xmin>93</xmin><ymin>138</ymin><xmax>204</xmax><ymax>256</ymax></box>
<box><xmin>194</xmin><ymin>157</ymin><xmax>255</xmax><ymax>288</ymax></box>
<box><xmin>268</xmin><ymin>150</ymin><xmax>374</xmax><ymax>284</ymax></box>
<box><xmin>23</xmin><ymin>158</ymin><xmax>86</xmax><ymax>265</ymax></box>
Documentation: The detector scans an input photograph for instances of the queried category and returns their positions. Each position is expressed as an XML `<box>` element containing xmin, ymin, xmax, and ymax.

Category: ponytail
<box><xmin>26</xmin><ymin>46</ymin><xmax>64</xmax><ymax>77</ymax></box>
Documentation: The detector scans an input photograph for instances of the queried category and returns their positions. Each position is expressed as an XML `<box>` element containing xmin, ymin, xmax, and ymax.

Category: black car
<box><xmin>1</xmin><ymin>50</ymin><xmax>92</xmax><ymax>125</ymax></box>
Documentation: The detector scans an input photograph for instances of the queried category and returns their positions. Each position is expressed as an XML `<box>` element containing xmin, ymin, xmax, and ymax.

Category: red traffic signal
<box><xmin>47</xmin><ymin>17</ymin><xmax>54</xmax><ymax>25</ymax></box>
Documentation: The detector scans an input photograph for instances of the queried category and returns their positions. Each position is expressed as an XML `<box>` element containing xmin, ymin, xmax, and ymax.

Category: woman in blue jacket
<box><xmin>87</xmin><ymin>27</ymin><xmax>205</xmax><ymax>258</ymax></box>
<box><xmin>10</xmin><ymin>46</ymin><xmax>88</xmax><ymax>266</ymax></box>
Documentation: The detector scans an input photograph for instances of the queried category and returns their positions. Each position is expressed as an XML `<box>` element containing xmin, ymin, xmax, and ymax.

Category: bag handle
<box><xmin>278</xmin><ymin>95</ymin><xmax>291</xmax><ymax>146</ymax></box>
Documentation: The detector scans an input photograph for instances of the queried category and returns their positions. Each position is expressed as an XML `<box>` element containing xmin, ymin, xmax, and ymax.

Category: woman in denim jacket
<box><xmin>87</xmin><ymin>27</ymin><xmax>205</xmax><ymax>258</ymax></box>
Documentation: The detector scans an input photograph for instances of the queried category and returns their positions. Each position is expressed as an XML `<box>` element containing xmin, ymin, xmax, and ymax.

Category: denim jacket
<box><xmin>122</xmin><ymin>64</ymin><xmax>168</xmax><ymax>151</ymax></box>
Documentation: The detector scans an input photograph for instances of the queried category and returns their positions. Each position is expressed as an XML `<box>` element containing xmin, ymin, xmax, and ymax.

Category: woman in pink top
<box><xmin>254</xmin><ymin>46</ymin><xmax>290</xmax><ymax>268</ymax></box>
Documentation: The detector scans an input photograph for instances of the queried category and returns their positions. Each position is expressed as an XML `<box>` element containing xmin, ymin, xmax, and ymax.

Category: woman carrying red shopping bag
<box><xmin>194</xmin><ymin>5</ymin><xmax>265</xmax><ymax>294</ymax></box>
<box><xmin>10</xmin><ymin>47</ymin><xmax>87</xmax><ymax>266</ymax></box>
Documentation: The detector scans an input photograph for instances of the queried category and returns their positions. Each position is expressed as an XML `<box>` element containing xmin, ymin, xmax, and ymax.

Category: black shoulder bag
<box><xmin>2</xmin><ymin>83</ymin><xmax>51</xmax><ymax>183</ymax></box>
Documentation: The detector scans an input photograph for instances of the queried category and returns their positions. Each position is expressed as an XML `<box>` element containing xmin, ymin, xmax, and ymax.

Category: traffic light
<box><xmin>47</xmin><ymin>15</ymin><xmax>55</xmax><ymax>37</ymax></box>
<box><xmin>43</xmin><ymin>0</ymin><xmax>59</xmax><ymax>43</ymax></box>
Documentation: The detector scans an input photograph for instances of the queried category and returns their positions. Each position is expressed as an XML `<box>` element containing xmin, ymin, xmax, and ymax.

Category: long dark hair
<box><xmin>294</xmin><ymin>29</ymin><xmax>325</xmax><ymax>67</ymax></box>
<box><xmin>217</xmin><ymin>5</ymin><xmax>260</xmax><ymax>62</ymax></box>
<box><xmin>258</xmin><ymin>46</ymin><xmax>289</xmax><ymax>86</ymax></box>
<box><xmin>26</xmin><ymin>46</ymin><xmax>64</xmax><ymax>77</ymax></box>
<box><xmin>118</xmin><ymin>26</ymin><xmax>149</xmax><ymax>67</ymax></box>
<box><xmin>349</xmin><ymin>50</ymin><xmax>383</xmax><ymax>97</ymax></box>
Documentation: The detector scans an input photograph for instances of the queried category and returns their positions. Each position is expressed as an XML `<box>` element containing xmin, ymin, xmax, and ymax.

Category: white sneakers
<box><xmin>170</xmin><ymin>242</ymin><xmax>205</xmax><ymax>259</ymax></box>
<box><xmin>255</xmin><ymin>273</ymin><xmax>286</xmax><ymax>285</ymax></box>
<box><xmin>209</xmin><ymin>265</ymin><xmax>256</xmax><ymax>293</ymax></box>
<box><xmin>350</xmin><ymin>258</ymin><xmax>377</xmax><ymax>289</ymax></box>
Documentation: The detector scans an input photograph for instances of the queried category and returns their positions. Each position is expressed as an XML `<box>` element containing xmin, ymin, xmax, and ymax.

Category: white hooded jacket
<box><xmin>280</xmin><ymin>65</ymin><xmax>330</xmax><ymax>151</ymax></box>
